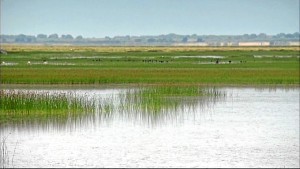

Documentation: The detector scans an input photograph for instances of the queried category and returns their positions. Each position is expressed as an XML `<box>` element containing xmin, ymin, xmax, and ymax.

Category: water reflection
<box><xmin>115</xmin><ymin>87</ymin><xmax>225</xmax><ymax>126</ymax></box>
<box><xmin>0</xmin><ymin>86</ymin><xmax>226</xmax><ymax>131</ymax></box>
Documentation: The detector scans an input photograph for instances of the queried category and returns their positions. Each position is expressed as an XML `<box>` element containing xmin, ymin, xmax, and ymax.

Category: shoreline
<box><xmin>1</xmin><ymin>83</ymin><xmax>299</xmax><ymax>89</ymax></box>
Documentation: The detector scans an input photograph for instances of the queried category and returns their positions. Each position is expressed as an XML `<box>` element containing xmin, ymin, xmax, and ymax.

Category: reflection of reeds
<box><xmin>0</xmin><ymin>90</ymin><xmax>95</xmax><ymax>126</ymax></box>
<box><xmin>118</xmin><ymin>86</ymin><xmax>225</xmax><ymax>124</ymax></box>
<box><xmin>0</xmin><ymin>136</ymin><xmax>9</xmax><ymax>168</ymax></box>
<box><xmin>0</xmin><ymin>134</ymin><xmax>18</xmax><ymax>168</ymax></box>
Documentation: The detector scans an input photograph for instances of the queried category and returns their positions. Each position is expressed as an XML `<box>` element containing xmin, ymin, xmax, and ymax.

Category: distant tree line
<box><xmin>0</xmin><ymin>34</ymin><xmax>85</xmax><ymax>43</ymax></box>
<box><xmin>0</xmin><ymin>32</ymin><xmax>299</xmax><ymax>45</ymax></box>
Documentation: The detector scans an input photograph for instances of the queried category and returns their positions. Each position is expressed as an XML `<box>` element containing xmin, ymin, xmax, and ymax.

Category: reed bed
<box><xmin>0</xmin><ymin>86</ymin><xmax>226</xmax><ymax>127</ymax></box>
<box><xmin>0</xmin><ymin>90</ymin><xmax>95</xmax><ymax>125</ymax></box>
<box><xmin>119</xmin><ymin>86</ymin><xmax>225</xmax><ymax>123</ymax></box>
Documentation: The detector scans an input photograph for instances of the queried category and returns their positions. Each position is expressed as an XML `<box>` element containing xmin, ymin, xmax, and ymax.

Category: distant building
<box><xmin>288</xmin><ymin>42</ymin><xmax>300</xmax><ymax>46</ymax></box>
<box><xmin>238</xmin><ymin>42</ymin><xmax>270</xmax><ymax>46</ymax></box>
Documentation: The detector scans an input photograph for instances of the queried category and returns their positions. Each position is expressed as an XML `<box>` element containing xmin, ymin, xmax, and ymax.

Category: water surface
<box><xmin>1</xmin><ymin>87</ymin><xmax>299</xmax><ymax>168</ymax></box>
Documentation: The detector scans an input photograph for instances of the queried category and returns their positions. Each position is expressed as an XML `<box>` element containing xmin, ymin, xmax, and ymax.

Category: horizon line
<box><xmin>1</xmin><ymin>32</ymin><xmax>299</xmax><ymax>38</ymax></box>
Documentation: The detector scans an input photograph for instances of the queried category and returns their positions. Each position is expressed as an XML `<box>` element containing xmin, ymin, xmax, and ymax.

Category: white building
<box><xmin>238</xmin><ymin>42</ymin><xmax>270</xmax><ymax>46</ymax></box>
<box><xmin>288</xmin><ymin>42</ymin><xmax>300</xmax><ymax>46</ymax></box>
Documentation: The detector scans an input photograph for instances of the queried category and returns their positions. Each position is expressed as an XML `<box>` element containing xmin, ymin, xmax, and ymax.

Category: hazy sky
<box><xmin>1</xmin><ymin>0</ymin><xmax>299</xmax><ymax>37</ymax></box>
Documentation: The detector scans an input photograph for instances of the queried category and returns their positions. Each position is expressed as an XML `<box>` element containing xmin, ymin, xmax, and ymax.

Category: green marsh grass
<box><xmin>0</xmin><ymin>86</ymin><xmax>226</xmax><ymax>127</ymax></box>
<box><xmin>0</xmin><ymin>90</ymin><xmax>95</xmax><ymax>126</ymax></box>
<box><xmin>118</xmin><ymin>86</ymin><xmax>225</xmax><ymax>124</ymax></box>
<box><xmin>1</xmin><ymin>46</ymin><xmax>299</xmax><ymax>85</ymax></box>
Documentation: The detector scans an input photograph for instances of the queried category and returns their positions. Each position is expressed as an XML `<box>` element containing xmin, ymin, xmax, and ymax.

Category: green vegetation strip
<box><xmin>1</xmin><ymin>68</ymin><xmax>298</xmax><ymax>85</ymax></box>
<box><xmin>0</xmin><ymin>90</ymin><xmax>94</xmax><ymax>125</ymax></box>
<box><xmin>0</xmin><ymin>46</ymin><xmax>299</xmax><ymax>85</ymax></box>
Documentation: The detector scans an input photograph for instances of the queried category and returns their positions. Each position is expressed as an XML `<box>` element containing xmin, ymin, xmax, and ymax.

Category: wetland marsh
<box><xmin>1</xmin><ymin>46</ymin><xmax>299</xmax><ymax>85</ymax></box>
<box><xmin>0</xmin><ymin>46</ymin><xmax>299</xmax><ymax>167</ymax></box>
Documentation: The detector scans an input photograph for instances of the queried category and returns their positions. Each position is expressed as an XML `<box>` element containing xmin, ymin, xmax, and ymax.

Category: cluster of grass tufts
<box><xmin>137</xmin><ymin>85</ymin><xmax>216</xmax><ymax>97</ymax></box>
<box><xmin>120</xmin><ymin>86</ymin><xmax>225</xmax><ymax>119</ymax></box>
<box><xmin>0</xmin><ymin>90</ymin><xmax>95</xmax><ymax>125</ymax></box>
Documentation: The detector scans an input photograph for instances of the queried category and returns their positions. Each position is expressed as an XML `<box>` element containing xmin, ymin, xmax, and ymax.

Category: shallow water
<box><xmin>1</xmin><ymin>87</ymin><xmax>299</xmax><ymax>168</ymax></box>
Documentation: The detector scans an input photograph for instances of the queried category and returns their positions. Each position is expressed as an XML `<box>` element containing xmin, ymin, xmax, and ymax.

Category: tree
<box><xmin>66</xmin><ymin>34</ymin><xmax>73</xmax><ymax>39</ymax></box>
<box><xmin>134</xmin><ymin>39</ymin><xmax>142</xmax><ymax>43</ymax></box>
<box><xmin>293</xmin><ymin>32</ymin><xmax>300</xmax><ymax>39</ymax></box>
<box><xmin>27</xmin><ymin>36</ymin><xmax>36</xmax><ymax>42</ymax></box>
<box><xmin>147</xmin><ymin>38</ymin><xmax>156</xmax><ymax>43</ymax></box>
<box><xmin>15</xmin><ymin>34</ymin><xmax>36</xmax><ymax>43</ymax></box>
<box><xmin>285</xmin><ymin>33</ymin><xmax>294</xmax><ymax>38</ymax></box>
<box><xmin>37</xmin><ymin>34</ymin><xmax>47</xmax><ymax>39</ymax></box>
<box><xmin>0</xmin><ymin>38</ymin><xmax>7</xmax><ymax>43</ymax></box>
<box><xmin>250</xmin><ymin>34</ymin><xmax>257</xmax><ymax>39</ymax></box>
<box><xmin>191</xmin><ymin>34</ymin><xmax>198</xmax><ymax>39</ymax></box>
<box><xmin>243</xmin><ymin>34</ymin><xmax>249</xmax><ymax>38</ymax></box>
<box><xmin>61</xmin><ymin>34</ymin><xmax>73</xmax><ymax>39</ymax></box>
<box><xmin>181</xmin><ymin>36</ymin><xmax>188</xmax><ymax>42</ymax></box>
<box><xmin>258</xmin><ymin>33</ymin><xmax>267</xmax><ymax>38</ymax></box>
<box><xmin>0</xmin><ymin>35</ymin><xmax>7</xmax><ymax>43</ymax></box>
<box><xmin>197</xmin><ymin>38</ymin><xmax>203</xmax><ymax>42</ymax></box>
<box><xmin>15</xmin><ymin>34</ymin><xmax>27</xmax><ymax>42</ymax></box>
<box><xmin>48</xmin><ymin>34</ymin><xmax>59</xmax><ymax>39</ymax></box>
<box><xmin>75</xmin><ymin>35</ymin><xmax>83</xmax><ymax>40</ymax></box>
<box><xmin>125</xmin><ymin>35</ymin><xmax>130</xmax><ymax>40</ymax></box>
<box><xmin>276</xmin><ymin>33</ymin><xmax>286</xmax><ymax>38</ymax></box>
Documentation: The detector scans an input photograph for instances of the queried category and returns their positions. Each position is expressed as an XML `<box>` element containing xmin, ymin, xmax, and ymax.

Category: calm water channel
<box><xmin>0</xmin><ymin>86</ymin><xmax>299</xmax><ymax>168</ymax></box>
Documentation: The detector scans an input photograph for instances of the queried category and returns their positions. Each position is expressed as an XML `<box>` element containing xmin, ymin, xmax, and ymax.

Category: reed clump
<box><xmin>0</xmin><ymin>90</ymin><xmax>95</xmax><ymax>125</ymax></box>
<box><xmin>121</xmin><ymin>86</ymin><xmax>224</xmax><ymax>116</ymax></box>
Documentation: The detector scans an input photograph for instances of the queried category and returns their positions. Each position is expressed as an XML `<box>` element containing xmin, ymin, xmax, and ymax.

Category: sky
<box><xmin>1</xmin><ymin>0</ymin><xmax>299</xmax><ymax>38</ymax></box>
